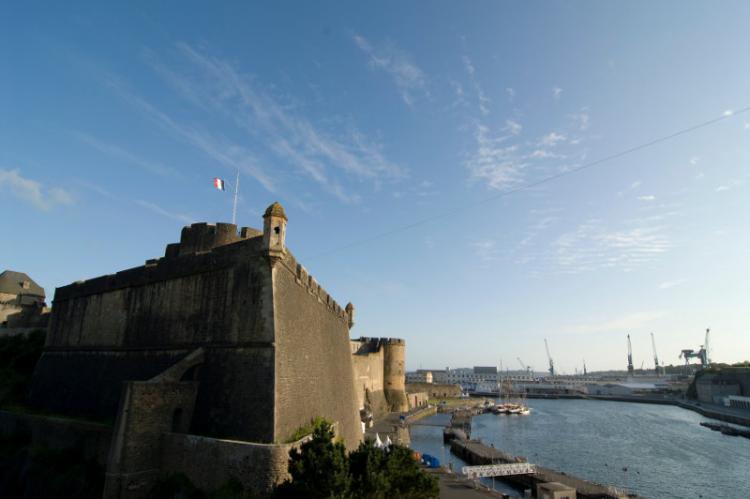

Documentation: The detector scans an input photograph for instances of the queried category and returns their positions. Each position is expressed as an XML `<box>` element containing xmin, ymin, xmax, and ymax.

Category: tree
<box><xmin>349</xmin><ymin>441</ymin><xmax>438</xmax><ymax>499</ymax></box>
<box><xmin>275</xmin><ymin>420</ymin><xmax>438</xmax><ymax>499</ymax></box>
<box><xmin>274</xmin><ymin>421</ymin><xmax>351</xmax><ymax>499</ymax></box>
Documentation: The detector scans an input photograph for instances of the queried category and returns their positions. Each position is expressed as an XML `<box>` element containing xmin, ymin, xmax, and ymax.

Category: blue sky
<box><xmin>2</xmin><ymin>2</ymin><xmax>749</xmax><ymax>372</ymax></box>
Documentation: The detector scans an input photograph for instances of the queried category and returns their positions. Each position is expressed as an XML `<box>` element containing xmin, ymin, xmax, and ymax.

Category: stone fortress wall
<box><xmin>30</xmin><ymin>222</ymin><xmax>278</xmax><ymax>442</ymax></box>
<box><xmin>350</xmin><ymin>337</ymin><xmax>409</xmax><ymax>420</ymax></box>
<box><xmin>25</xmin><ymin>203</ymin><xmax>406</xmax><ymax>498</ymax></box>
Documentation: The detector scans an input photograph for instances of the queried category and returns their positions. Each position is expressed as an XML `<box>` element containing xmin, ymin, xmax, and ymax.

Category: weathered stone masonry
<box><xmin>26</xmin><ymin>202</ymin><xmax>406</xmax><ymax>498</ymax></box>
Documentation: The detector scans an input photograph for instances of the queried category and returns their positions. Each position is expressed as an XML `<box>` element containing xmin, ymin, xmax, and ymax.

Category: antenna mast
<box><xmin>231</xmin><ymin>167</ymin><xmax>240</xmax><ymax>225</ymax></box>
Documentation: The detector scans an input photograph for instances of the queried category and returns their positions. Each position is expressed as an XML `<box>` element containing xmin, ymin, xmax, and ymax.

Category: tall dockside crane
<box><xmin>679</xmin><ymin>328</ymin><xmax>712</xmax><ymax>370</ymax></box>
<box><xmin>544</xmin><ymin>339</ymin><xmax>555</xmax><ymax>377</ymax></box>
<box><xmin>650</xmin><ymin>332</ymin><xmax>661</xmax><ymax>375</ymax></box>
<box><xmin>703</xmin><ymin>328</ymin><xmax>711</xmax><ymax>367</ymax></box>
<box><xmin>626</xmin><ymin>334</ymin><xmax>634</xmax><ymax>376</ymax></box>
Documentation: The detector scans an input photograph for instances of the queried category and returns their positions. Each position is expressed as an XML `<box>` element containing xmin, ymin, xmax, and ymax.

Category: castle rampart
<box><xmin>25</xmin><ymin>204</ymin><xmax>409</xmax><ymax>498</ymax></box>
<box><xmin>350</xmin><ymin>337</ymin><xmax>409</xmax><ymax>419</ymax></box>
<box><xmin>29</xmin><ymin>211</ymin><xmax>361</xmax><ymax>449</ymax></box>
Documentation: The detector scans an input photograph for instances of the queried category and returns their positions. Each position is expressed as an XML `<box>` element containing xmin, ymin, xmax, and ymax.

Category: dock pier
<box><xmin>450</xmin><ymin>439</ymin><xmax>640</xmax><ymax>499</ymax></box>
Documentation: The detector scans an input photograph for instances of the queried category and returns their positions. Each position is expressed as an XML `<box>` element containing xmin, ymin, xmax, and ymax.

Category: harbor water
<box><xmin>409</xmin><ymin>398</ymin><xmax>750</xmax><ymax>498</ymax></box>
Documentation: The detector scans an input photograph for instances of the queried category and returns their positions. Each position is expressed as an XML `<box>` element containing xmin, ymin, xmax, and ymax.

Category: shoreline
<box><xmin>470</xmin><ymin>392</ymin><xmax>750</xmax><ymax>427</ymax></box>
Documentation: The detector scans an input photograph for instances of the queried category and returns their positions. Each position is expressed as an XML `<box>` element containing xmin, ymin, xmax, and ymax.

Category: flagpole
<box><xmin>232</xmin><ymin>167</ymin><xmax>239</xmax><ymax>225</ymax></box>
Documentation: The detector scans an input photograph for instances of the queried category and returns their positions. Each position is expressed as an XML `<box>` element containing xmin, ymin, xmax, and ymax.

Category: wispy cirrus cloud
<box><xmin>113</xmin><ymin>43</ymin><xmax>406</xmax><ymax>205</ymax></box>
<box><xmin>465</xmin><ymin>118</ymin><xmax>586</xmax><ymax>191</ymax></box>
<box><xmin>561</xmin><ymin>310</ymin><xmax>667</xmax><ymax>334</ymax></box>
<box><xmin>465</xmin><ymin>123</ymin><xmax>526</xmax><ymax>190</ymax></box>
<box><xmin>462</xmin><ymin>55</ymin><xmax>490</xmax><ymax>115</ymax></box>
<box><xmin>505</xmin><ymin>120</ymin><xmax>522</xmax><ymax>136</ymax></box>
<box><xmin>569</xmin><ymin>109</ymin><xmax>590</xmax><ymax>131</ymax></box>
<box><xmin>471</xmin><ymin>240</ymin><xmax>499</xmax><ymax>262</ymax></box>
<box><xmin>553</xmin><ymin>218</ymin><xmax>671</xmax><ymax>273</ymax></box>
<box><xmin>134</xmin><ymin>199</ymin><xmax>194</xmax><ymax>224</ymax></box>
<box><xmin>540</xmin><ymin>132</ymin><xmax>567</xmax><ymax>146</ymax></box>
<box><xmin>659</xmin><ymin>278</ymin><xmax>687</xmax><ymax>289</ymax></box>
<box><xmin>353</xmin><ymin>34</ymin><xmax>427</xmax><ymax>106</ymax></box>
<box><xmin>715</xmin><ymin>177</ymin><xmax>746</xmax><ymax>192</ymax></box>
<box><xmin>0</xmin><ymin>168</ymin><xmax>74</xmax><ymax>211</ymax></box>
<box><xmin>73</xmin><ymin>131</ymin><xmax>181</xmax><ymax>178</ymax></box>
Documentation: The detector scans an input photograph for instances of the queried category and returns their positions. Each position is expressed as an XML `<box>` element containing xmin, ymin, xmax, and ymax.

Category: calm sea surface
<box><xmin>409</xmin><ymin>399</ymin><xmax>750</xmax><ymax>499</ymax></box>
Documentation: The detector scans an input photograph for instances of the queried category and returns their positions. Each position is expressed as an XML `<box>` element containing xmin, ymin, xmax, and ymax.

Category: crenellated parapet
<box><xmin>166</xmin><ymin>222</ymin><xmax>262</xmax><ymax>259</ymax></box>
<box><xmin>275</xmin><ymin>252</ymin><xmax>351</xmax><ymax>326</ymax></box>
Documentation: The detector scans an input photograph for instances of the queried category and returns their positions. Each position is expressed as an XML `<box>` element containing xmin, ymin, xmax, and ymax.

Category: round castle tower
<box><xmin>382</xmin><ymin>339</ymin><xmax>408</xmax><ymax>412</ymax></box>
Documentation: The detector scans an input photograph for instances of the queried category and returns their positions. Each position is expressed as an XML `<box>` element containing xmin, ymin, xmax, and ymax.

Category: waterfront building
<box><xmin>537</xmin><ymin>482</ymin><xmax>577</xmax><ymax>499</ymax></box>
<box><xmin>724</xmin><ymin>395</ymin><xmax>750</xmax><ymax>410</ymax></box>
<box><xmin>0</xmin><ymin>270</ymin><xmax>48</xmax><ymax>330</ymax></box>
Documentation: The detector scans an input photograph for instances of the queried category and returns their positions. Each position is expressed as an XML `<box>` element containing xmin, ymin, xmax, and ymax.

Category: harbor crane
<box><xmin>679</xmin><ymin>328</ymin><xmax>711</xmax><ymax>368</ymax></box>
<box><xmin>651</xmin><ymin>332</ymin><xmax>662</xmax><ymax>376</ymax></box>
<box><xmin>626</xmin><ymin>334</ymin><xmax>634</xmax><ymax>376</ymax></box>
<box><xmin>517</xmin><ymin>357</ymin><xmax>532</xmax><ymax>376</ymax></box>
<box><xmin>544</xmin><ymin>339</ymin><xmax>555</xmax><ymax>377</ymax></box>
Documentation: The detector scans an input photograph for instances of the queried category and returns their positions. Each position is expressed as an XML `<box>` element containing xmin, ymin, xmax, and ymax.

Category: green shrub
<box><xmin>274</xmin><ymin>420</ymin><xmax>438</xmax><ymax>499</ymax></box>
<box><xmin>286</xmin><ymin>416</ymin><xmax>328</xmax><ymax>443</ymax></box>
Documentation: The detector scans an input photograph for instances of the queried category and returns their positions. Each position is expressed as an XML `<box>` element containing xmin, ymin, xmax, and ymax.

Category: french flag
<box><xmin>213</xmin><ymin>177</ymin><xmax>225</xmax><ymax>191</ymax></box>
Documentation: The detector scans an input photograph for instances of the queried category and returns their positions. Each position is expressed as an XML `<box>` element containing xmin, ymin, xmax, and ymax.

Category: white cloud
<box><xmin>631</xmin><ymin>180</ymin><xmax>642</xmax><ymax>189</ymax></box>
<box><xmin>505</xmin><ymin>88</ymin><xmax>515</xmax><ymax>100</ymax></box>
<box><xmin>353</xmin><ymin>34</ymin><xmax>428</xmax><ymax>106</ymax></box>
<box><xmin>461</xmin><ymin>55</ymin><xmax>475</xmax><ymax>76</ymax></box>
<box><xmin>528</xmin><ymin>149</ymin><xmax>565</xmax><ymax>159</ymax></box>
<box><xmin>723</xmin><ymin>109</ymin><xmax>734</xmax><ymax>116</ymax></box>
<box><xmin>638</xmin><ymin>195</ymin><xmax>656</xmax><ymax>201</ymax></box>
<box><xmin>689</xmin><ymin>156</ymin><xmax>700</xmax><ymax>166</ymax></box>
<box><xmin>0</xmin><ymin>168</ymin><xmax>74</xmax><ymax>211</ymax></box>
<box><xmin>135</xmin><ymin>199</ymin><xmax>194</xmax><ymax>224</ymax></box>
<box><xmin>553</xmin><ymin>86</ymin><xmax>563</xmax><ymax>99</ymax></box>
<box><xmin>461</xmin><ymin>55</ymin><xmax>490</xmax><ymax>115</ymax></box>
<box><xmin>540</xmin><ymin>132</ymin><xmax>567</xmax><ymax>146</ymax></box>
<box><xmin>569</xmin><ymin>110</ymin><xmax>590</xmax><ymax>131</ymax></box>
<box><xmin>715</xmin><ymin>178</ymin><xmax>746</xmax><ymax>192</ymax></box>
<box><xmin>504</xmin><ymin>119</ymin><xmax>522</xmax><ymax>135</ymax></box>
<box><xmin>553</xmin><ymin>219</ymin><xmax>671</xmax><ymax>273</ymax></box>
<box><xmin>465</xmin><ymin>123</ymin><xmax>526</xmax><ymax>190</ymax></box>
<box><xmin>472</xmin><ymin>240</ymin><xmax>498</xmax><ymax>262</ymax></box>
<box><xmin>561</xmin><ymin>311</ymin><xmax>667</xmax><ymax>334</ymax></box>
<box><xmin>659</xmin><ymin>278</ymin><xmax>687</xmax><ymax>289</ymax></box>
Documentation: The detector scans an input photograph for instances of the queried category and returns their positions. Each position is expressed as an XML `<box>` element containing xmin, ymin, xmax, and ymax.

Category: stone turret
<box><xmin>345</xmin><ymin>302</ymin><xmax>355</xmax><ymax>330</ymax></box>
<box><xmin>383</xmin><ymin>339</ymin><xmax>408</xmax><ymax>412</ymax></box>
<box><xmin>263</xmin><ymin>202</ymin><xmax>287</xmax><ymax>261</ymax></box>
